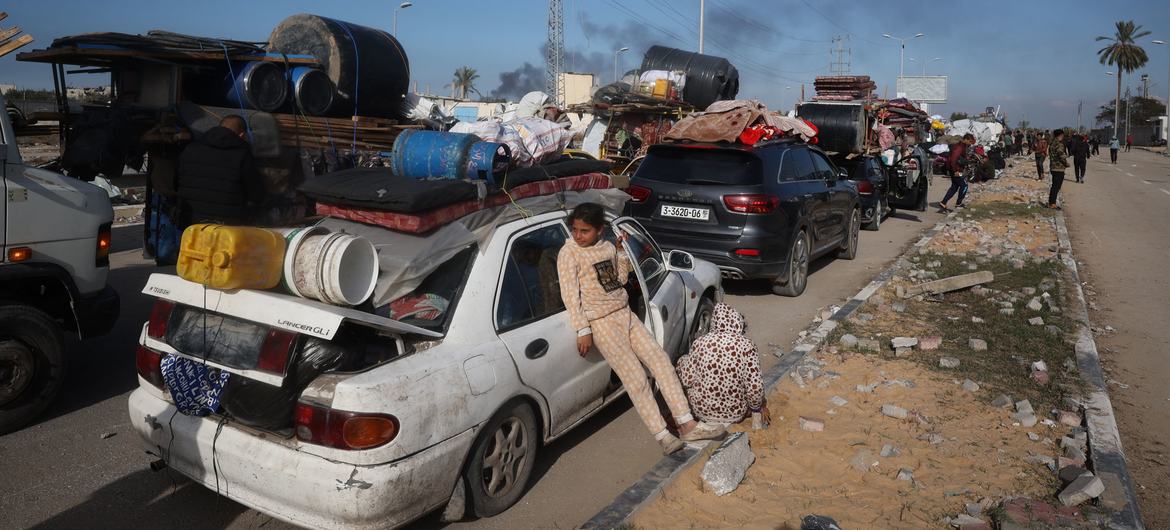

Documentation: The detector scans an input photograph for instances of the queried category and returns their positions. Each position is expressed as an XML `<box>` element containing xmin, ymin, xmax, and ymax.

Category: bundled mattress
<box><xmin>299</xmin><ymin>168</ymin><xmax>480</xmax><ymax>213</ymax></box>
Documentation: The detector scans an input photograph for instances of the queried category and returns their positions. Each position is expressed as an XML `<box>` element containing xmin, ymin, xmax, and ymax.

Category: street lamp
<box><xmin>393</xmin><ymin>1</ymin><xmax>412</xmax><ymax>36</ymax></box>
<box><xmin>1152</xmin><ymin>40</ymin><xmax>1169</xmax><ymax>153</ymax></box>
<box><xmin>614</xmin><ymin>46</ymin><xmax>629</xmax><ymax>83</ymax></box>
<box><xmin>882</xmin><ymin>33</ymin><xmax>925</xmax><ymax>78</ymax></box>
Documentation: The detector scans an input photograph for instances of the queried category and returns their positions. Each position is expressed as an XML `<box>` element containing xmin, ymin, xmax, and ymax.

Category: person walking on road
<box><xmin>938</xmin><ymin>133</ymin><xmax>974</xmax><ymax>213</ymax></box>
<box><xmin>1034</xmin><ymin>133</ymin><xmax>1049</xmax><ymax>180</ymax></box>
<box><xmin>1089</xmin><ymin>135</ymin><xmax>1100</xmax><ymax>157</ymax></box>
<box><xmin>1048</xmin><ymin>129</ymin><xmax>1069</xmax><ymax>209</ymax></box>
<box><xmin>677</xmin><ymin>303</ymin><xmax>769</xmax><ymax>428</ymax></box>
<box><xmin>557</xmin><ymin>203</ymin><xmax>726</xmax><ymax>455</ymax></box>
<box><xmin>1071</xmin><ymin>134</ymin><xmax>1090</xmax><ymax>183</ymax></box>
<box><xmin>1125</xmin><ymin>133</ymin><xmax>1133</xmax><ymax>152</ymax></box>
<box><xmin>1109</xmin><ymin>137</ymin><xmax>1120</xmax><ymax>164</ymax></box>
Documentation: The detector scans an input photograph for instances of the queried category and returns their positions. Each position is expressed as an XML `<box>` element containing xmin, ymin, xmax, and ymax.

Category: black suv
<box><xmin>625</xmin><ymin>139</ymin><xmax>860</xmax><ymax>296</ymax></box>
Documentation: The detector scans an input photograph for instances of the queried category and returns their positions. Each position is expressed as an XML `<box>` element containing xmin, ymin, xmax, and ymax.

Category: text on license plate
<box><xmin>660</xmin><ymin>205</ymin><xmax>710</xmax><ymax>220</ymax></box>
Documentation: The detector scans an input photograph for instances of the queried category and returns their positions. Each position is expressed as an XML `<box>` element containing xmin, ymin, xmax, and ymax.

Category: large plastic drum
<box><xmin>268</xmin><ymin>14</ymin><xmax>410</xmax><ymax>119</ymax></box>
<box><xmin>226</xmin><ymin>61</ymin><xmax>288</xmax><ymax>113</ymax></box>
<box><xmin>290</xmin><ymin>66</ymin><xmax>335</xmax><ymax>116</ymax></box>
<box><xmin>391</xmin><ymin>130</ymin><xmax>510</xmax><ymax>183</ymax></box>
<box><xmin>796</xmin><ymin>102</ymin><xmax>868</xmax><ymax>155</ymax></box>
<box><xmin>640</xmin><ymin>46</ymin><xmax>739</xmax><ymax>110</ymax></box>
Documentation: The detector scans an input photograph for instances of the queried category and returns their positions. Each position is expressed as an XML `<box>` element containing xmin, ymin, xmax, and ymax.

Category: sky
<box><xmin>2</xmin><ymin>0</ymin><xmax>1169</xmax><ymax>128</ymax></box>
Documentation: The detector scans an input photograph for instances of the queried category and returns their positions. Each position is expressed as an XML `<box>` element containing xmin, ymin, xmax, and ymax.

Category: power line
<box><xmin>798</xmin><ymin>0</ymin><xmax>882</xmax><ymax>45</ymax></box>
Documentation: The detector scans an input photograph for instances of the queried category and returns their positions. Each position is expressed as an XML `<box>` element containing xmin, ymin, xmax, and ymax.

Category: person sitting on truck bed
<box><xmin>177</xmin><ymin>115</ymin><xmax>265</xmax><ymax>225</ymax></box>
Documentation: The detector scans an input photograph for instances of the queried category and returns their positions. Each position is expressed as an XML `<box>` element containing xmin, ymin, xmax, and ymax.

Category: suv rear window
<box><xmin>636</xmin><ymin>147</ymin><xmax>762</xmax><ymax>186</ymax></box>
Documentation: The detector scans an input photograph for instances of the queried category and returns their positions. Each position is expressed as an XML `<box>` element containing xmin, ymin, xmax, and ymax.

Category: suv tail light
<box><xmin>723</xmin><ymin>194</ymin><xmax>779</xmax><ymax>214</ymax></box>
<box><xmin>136</xmin><ymin>345</ymin><xmax>164</xmax><ymax>389</ymax></box>
<box><xmin>856</xmin><ymin>180</ymin><xmax>874</xmax><ymax>195</ymax></box>
<box><xmin>295</xmin><ymin>402</ymin><xmax>400</xmax><ymax>450</ymax></box>
<box><xmin>147</xmin><ymin>300</ymin><xmax>175</xmax><ymax>340</ymax></box>
<box><xmin>96</xmin><ymin>222</ymin><xmax>112</xmax><ymax>267</ymax></box>
<box><xmin>734</xmin><ymin>248</ymin><xmax>761</xmax><ymax>257</ymax></box>
<box><xmin>626</xmin><ymin>184</ymin><xmax>652</xmax><ymax>203</ymax></box>
<box><xmin>257</xmin><ymin>329</ymin><xmax>297</xmax><ymax>375</ymax></box>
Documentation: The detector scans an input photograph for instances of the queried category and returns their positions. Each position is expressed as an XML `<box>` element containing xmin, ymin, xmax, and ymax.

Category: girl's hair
<box><xmin>568</xmin><ymin>202</ymin><xmax>606</xmax><ymax>229</ymax></box>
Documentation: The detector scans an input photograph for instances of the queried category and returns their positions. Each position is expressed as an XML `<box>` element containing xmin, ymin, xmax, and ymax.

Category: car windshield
<box><xmin>375</xmin><ymin>246</ymin><xmax>476</xmax><ymax>333</ymax></box>
<box><xmin>635</xmin><ymin>146</ymin><xmax>762</xmax><ymax>186</ymax></box>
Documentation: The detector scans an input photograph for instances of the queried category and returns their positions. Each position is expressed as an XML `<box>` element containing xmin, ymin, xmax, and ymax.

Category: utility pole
<box><xmin>1125</xmin><ymin>86</ymin><xmax>1132</xmax><ymax>141</ymax></box>
<box><xmin>698</xmin><ymin>0</ymin><xmax>705</xmax><ymax>54</ymax></box>
<box><xmin>830</xmin><ymin>35</ymin><xmax>851</xmax><ymax>76</ymax></box>
<box><xmin>546</xmin><ymin>0</ymin><xmax>564</xmax><ymax>105</ymax></box>
<box><xmin>1142</xmin><ymin>74</ymin><xmax>1150</xmax><ymax>98</ymax></box>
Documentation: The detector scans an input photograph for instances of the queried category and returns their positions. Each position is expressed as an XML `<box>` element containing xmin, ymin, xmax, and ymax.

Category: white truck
<box><xmin>0</xmin><ymin>94</ymin><xmax>120</xmax><ymax>434</ymax></box>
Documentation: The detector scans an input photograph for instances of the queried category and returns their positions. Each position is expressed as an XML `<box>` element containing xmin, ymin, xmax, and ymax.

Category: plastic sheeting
<box><xmin>946</xmin><ymin>119</ymin><xmax>1004</xmax><ymax>146</ymax></box>
<box><xmin>320</xmin><ymin>188</ymin><xmax>629</xmax><ymax>307</ymax></box>
<box><xmin>450</xmin><ymin>117</ymin><xmax>573</xmax><ymax>168</ymax></box>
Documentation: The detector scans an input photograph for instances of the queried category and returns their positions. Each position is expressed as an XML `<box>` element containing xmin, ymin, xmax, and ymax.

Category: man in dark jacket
<box><xmin>177</xmin><ymin>115</ymin><xmax>264</xmax><ymax>225</ymax></box>
<box><xmin>1048</xmin><ymin>129</ymin><xmax>1069</xmax><ymax>209</ymax></box>
<box><xmin>1071</xmin><ymin>134</ymin><xmax>1090</xmax><ymax>183</ymax></box>
<box><xmin>938</xmin><ymin>133</ymin><xmax>974</xmax><ymax>212</ymax></box>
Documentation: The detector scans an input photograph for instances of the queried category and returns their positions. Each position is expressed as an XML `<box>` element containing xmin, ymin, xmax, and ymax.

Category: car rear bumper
<box><xmin>647</xmin><ymin>230</ymin><xmax>789</xmax><ymax>281</ymax></box>
<box><xmin>127</xmin><ymin>387</ymin><xmax>475</xmax><ymax>530</ymax></box>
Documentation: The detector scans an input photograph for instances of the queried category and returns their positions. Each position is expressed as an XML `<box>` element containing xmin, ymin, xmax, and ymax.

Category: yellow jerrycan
<box><xmin>177</xmin><ymin>224</ymin><xmax>286</xmax><ymax>290</ymax></box>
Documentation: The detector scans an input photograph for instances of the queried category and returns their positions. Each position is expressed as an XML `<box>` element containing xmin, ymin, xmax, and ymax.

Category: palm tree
<box><xmin>1097</xmin><ymin>20</ymin><xmax>1150</xmax><ymax>139</ymax></box>
<box><xmin>451</xmin><ymin>67</ymin><xmax>479</xmax><ymax>100</ymax></box>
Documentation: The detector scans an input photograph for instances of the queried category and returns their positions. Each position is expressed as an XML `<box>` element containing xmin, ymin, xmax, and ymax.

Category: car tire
<box><xmin>464</xmin><ymin>400</ymin><xmax>539</xmax><ymax>518</ymax></box>
<box><xmin>864</xmin><ymin>197</ymin><xmax>883</xmax><ymax>231</ymax></box>
<box><xmin>686</xmin><ymin>296</ymin><xmax>717</xmax><ymax>353</ymax></box>
<box><xmin>772</xmin><ymin>229</ymin><xmax>809</xmax><ymax>297</ymax></box>
<box><xmin>915</xmin><ymin>175</ymin><xmax>929</xmax><ymax>212</ymax></box>
<box><xmin>837</xmin><ymin>208</ymin><xmax>860</xmax><ymax>260</ymax></box>
<box><xmin>0</xmin><ymin>304</ymin><xmax>66</xmax><ymax>435</ymax></box>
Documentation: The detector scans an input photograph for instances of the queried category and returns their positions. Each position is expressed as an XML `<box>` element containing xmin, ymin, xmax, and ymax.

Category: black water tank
<box><xmin>267</xmin><ymin>14</ymin><xmax>410</xmax><ymax>119</ymax></box>
<box><xmin>640</xmin><ymin>46</ymin><xmax>739</xmax><ymax>110</ymax></box>
<box><xmin>796</xmin><ymin>102</ymin><xmax>867</xmax><ymax>154</ymax></box>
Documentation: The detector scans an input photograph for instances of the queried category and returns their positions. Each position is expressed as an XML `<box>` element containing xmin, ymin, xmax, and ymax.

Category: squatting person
<box><xmin>557</xmin><ymin>203</ymin><xmax>726</xmax><ymax>455</ymax></box>
<box><xmin>677</xmin><ymin>303</ymin><xmax>769</xmax><ymax>428</ymax></box>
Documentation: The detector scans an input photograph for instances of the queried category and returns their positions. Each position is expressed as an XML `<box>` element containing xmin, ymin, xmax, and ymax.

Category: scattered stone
<box><xmin>951</xmin><ymin>514</ymin><xmax>987</xmax><ymax>528</ymax></box>
<box><xmin>858</xmin><ymin>338</ymin><xmax>881</xmax><ymax>352</ymax></box>
<box><xmin>1028</xmin><ymin>316</ymin><xmax>1045</xmax><ymax>326</ymax></box>
<box><xmin>1015</xmin><ymin>399</ymin><xmax>1034</xmax><ymax>414</ymax></box>
<box><xmin>991</xmin><ymin>394</ymin><xmax>1013</xmax><ymax>408</ymax></box>
<box><xmin>891</xmin><ymin>301</ymin><xmax>907</xmax><ymax>313</ymax></box>
<box><xmin>961</xmin><ymin>379</ymin><xmax>980</xmax><ymax>392</ymax></box>
<box><xmin>800</xmin><ymin>515</ymin><xmax>844</xmax><ymax>530</ymax></box>
<box><xmin>880</xmin><ymin>444</ymin><xmax>900</xmax><ymax>457</ymax></box>
<box><xmin>855</xmin><ymin>382</ymin><xmax>878</xmax><ymax>393</ymax></box>
<box><xmin>1059</xmin><ymin>465</ymin><xmax>1091</xmax><ymax>484</ymax></box>
<box><xmin>1014</xmin><ymin>412</ymin><xmax>1038</xmax><ymax>427</ymax></box>
<box><xmin>895</xmin><ymin>284</ymin><xmax>907</xmax><ymax>298</ymax></box>
<box><xmin>1027</xmin><ymin>298</ymin><xmax>1044</xmax><ymax>311</ymax></box>
<box><xmin>881</xmin><ymin>404</ymin><xmax>909</xmax><ymax>420</ymax></box>
<box><xmin>99</xmin><ymin>432</ymin><xmax>117</xmax><ymax>440</ymax></box>
<box><xmin>896</xmin><ymin>468</ymin><xmax>914</xmax><ymax>481</ymax></box>
<box><xmin>1064</xmin><ymin>444</ymin><xmax>1087</xmax><ymax>463</ymax></box>
<box><xmin>1022</xmin><ymin>287</ymin><xmax>1037</xmax><ymax>296</ymax></box>
<box><xmin>1058</xmin><ymin>474</ymin><xmax>1105</xmax><ymax>506</ymax></box>
<box><xmin>1031</xmin><ymin>370</ymin><xmax>1051</xmax><ymax>385</ymax></box>
<box><xmin>1026</xmin><ymin>454</ymin><xmax>1057</xmax><ymax>469</ymax></box>
<box><xmin>850</xmin><ymin>448</ymin><xmax>879</xmax><ymax>472</ymax></box>
<box><xmin>790</xmin><ymin>371</ymin><xmax>806</xmax><ymax>388</ymax></box>
<box><xmin>1057</xmin><ymin>410</ymin><xmax>1082</xmax><ymax>427</ymax></box>
<box><xmin>891</xmin><ymin>337</ymin><xmax>918</xmax><ymax>350</ymax></box>
<box><xmin>839</xmin><ymin>334</ymin><xmax>858</xmax><ymax>348</ymax></box>
<box><xmin>968</xmin><ymin>338</ymin><xmax>988</xmax><ymax>351</ymax></box>
<box><xmin>998</xmin><ymin>497</ymin><xmax>1087</xmax><ymax>529</ymax></box>
<box><xmin>1046</xmin><ymin>324</ymin><xmax>1062</xmax><ymax>336</ymax></box>
<box><xmin>1059</xmin><ymin>455</ymin><xmax>1087</xmax><ymax>468</ymax></box>
<box><xmin>919</xmin><ymin>336</ymin><xmax>943</xmax><ymax>350</ymax></box>
<box><xmin>799</xmin><ymin>416</ymin><xmax>825</xmax><ymax>432</ymax></box>
<box><xmin>939</xmin><ymin>357</ymin><xmax>961</xmax><ymax>369</ymax></box>
<box><xmin>1027</xmin><ymin>432</ymin><xmax>1040</xmax><ymax>441</ymax></box>
<box><xmin>999</xmin><ymin>307</ymin><xmax>1015</xmax><ymax>316</ymax></box>
<box><xmin>855</xmin><ymin>313</ymin><xmax>875</xmax><ymax>322</ymax></box>
<box><xmin>828</xmin><ymin>395</ymin><xmax>848</xmax><ymax>407</ymax></box>
<box><xmin>965</xmin><ymin>502</ymin><xmax>983</xmax><ymax>517</ymax></box>
<box><xmin>901</xmin><ymin>270</ymin><xmax>994</xmax><ymax>298</ymax></box>
<box><xmin>925</xmin><ymin>433</ymin><xmax>945</xmax><ymax>445</ymax></box>
<box><xmin>971</xmin><ymin>316</ymin><xmax>984</xmax><ymax>324</ymax></box>
<box><xmin>700</xmin><ymin>432</ymin><xmax>755</xmax><ymax>496</ymax></box>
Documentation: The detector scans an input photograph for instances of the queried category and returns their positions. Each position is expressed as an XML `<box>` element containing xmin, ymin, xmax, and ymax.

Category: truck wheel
<box><xmin>773</xmin><ymin>229</ymin><xmax>809</xmax><ymax>297</ymax></box>
<box><xmin>837</xmin><ymin>208</ymin><xmax>860</xmax><ymax>260</ymax></box>
<box><xmin>464</xmin><ymin>400</ymin><xmax>538</xmax><ymax>517</ymax></box>
<box><xmin>0</xmin><ymin>304</ymin><xmax>66</xmax><ymax>435</ymax></box>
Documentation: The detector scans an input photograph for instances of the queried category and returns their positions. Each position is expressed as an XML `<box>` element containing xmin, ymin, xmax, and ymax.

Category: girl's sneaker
<box><xmin>680</xmin><ymin>422</ymin><xmax>727</xmax><ymax>442</ymax></box>
<box><xmin>659</xmin><ymin>434</ymin><xmax>684</xmax><ymax>455</ymax></box>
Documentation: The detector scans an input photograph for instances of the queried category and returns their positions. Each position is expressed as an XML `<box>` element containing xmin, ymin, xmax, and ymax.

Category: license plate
<box><xmin>660</xmin><ymin>204</ymin><xmax>710</xmax><ymax>221</ymax></box>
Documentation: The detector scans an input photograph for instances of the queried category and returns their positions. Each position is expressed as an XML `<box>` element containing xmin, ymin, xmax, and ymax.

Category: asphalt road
<box><xmin>0</xmin><ymin>180</ymin><xmax>949</xmax><ymax>530</ymax></box>
<box><xmin>1061</xmin><ymin>149</ymin><xmax>1170</xmax><ymax>528</ymax></box>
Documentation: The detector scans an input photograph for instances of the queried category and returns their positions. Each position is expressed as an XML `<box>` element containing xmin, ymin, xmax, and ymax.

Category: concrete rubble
<box><xmin>700</xmin><ymin>432</ymin><xmax>755</xmax><ymax>496</ymax></box>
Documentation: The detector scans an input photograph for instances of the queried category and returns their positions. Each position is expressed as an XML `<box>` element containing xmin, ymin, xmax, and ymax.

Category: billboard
<box><xmin>896</xmin><ymin>76</ymin><xmax>948</xmax><ymax>103</ymax></box>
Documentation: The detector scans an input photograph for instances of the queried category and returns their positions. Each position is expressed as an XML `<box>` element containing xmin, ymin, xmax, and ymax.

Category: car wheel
<box><xmin>772</xmin><ymin>229</ymin><xmax>809</xmax><ymax>297</ymax></box>
<box><xmin>864</xmin><ymin>197</ymin><xmax>883</xmax><ymax>231</ymax></box>
<box><xmin>915</xmin><ymin>175</ymin><xmax>929</xmax><ymax>211</ymax></box>
<box><xmin>464</xmin><ymin>400</ymin><xmax>538</xmax><ymax>518</ymax></box>
<box><xmin>686</xmin><ymin>296</ymin><xmax>717</xmax><ymax>353</ymax></box>
<box><xmin>0</xmin><ymin>304</ymin><xmax>66</xmax><ymax>435</ymax></box>
<box><xmin>837</xmin><ymin>208</ymin><xmax>860</xmax><ymax>260</ymax></box>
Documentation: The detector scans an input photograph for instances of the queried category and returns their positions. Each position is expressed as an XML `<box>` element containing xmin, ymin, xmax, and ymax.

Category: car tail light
<box><xmin>723</xmin><ymin>194</ymin><xmax>779</xmax><ymax>214</ymax></box>
<box><xmin>294</xmin><ymin>402</ymin><xmax>400</xmax><ymax>450</ymax></box>
<box><xmin>96</xmin><ymin>222</ymin><xmax>112</xmax><ymax>267</ymax></box>
<box><xmin>734</xmin><ymin>248</ymin><xmax>761</xmax><ymax>257</ymax></box>
<box><xmin>147</xmin><ymin>300</ymin><xmax>175</xmax><ymax>340</ymax></box>
<box><xmin>856</xmin><ymin>180</ymin><xmax>874</xmax><ymax>195</ymax></box>
<box><xmin>257</xmin><ymin>329</ymin><xmax>297</xmax><ymax>375</ymax></box>
<box><xmin>626</xmin><ymin>184</ymin><xmax>652</xmax><ymax>203</ymax></box>
<box><xmin>136</xmin><ymin>345</ymin><xmax>164</xmax><ymax>389</ymax></box>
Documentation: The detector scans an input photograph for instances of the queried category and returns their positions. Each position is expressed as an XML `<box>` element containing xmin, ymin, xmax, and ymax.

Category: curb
<box><xmin>579</xmin><ymin>210</ymin><xmax>957</xmax><ymax>530</ymax></box>
<box><xmin>1053</xmin><ymin>213</ymin><xmax>1145</xmax><ymax>529</ymax></box>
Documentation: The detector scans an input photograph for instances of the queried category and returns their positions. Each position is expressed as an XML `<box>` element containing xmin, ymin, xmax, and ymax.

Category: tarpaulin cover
<box><xmin>161</xmin><ymin>355</ymin><xmax>230</xmax><ymax>417</ymax></box>
<box><xmin>299</xmin><ymin>167</ymin><xmax>479</xmax><ymax>212</ymax></box>
<box><xmin>319</xmin><ymin>188</ymin><xmax>629</xmax><ymax>306</ymax></box>
<box><xmin>946</xmin><ymin>119</ymin><xmax>1004</xmax><ymax>146</ymax></box>
<box><xmin>318</xmin><ymin>172</ymin><xmax>613</xmax><ymax>235</ymax></box>
<box><xmin>665</xmin><ymin>99</ymin><xmax>766</xmax><ymax>143</ymax></box>
<box><xmin>451</xmin><ymin>117</ymin><xmax>573</xmax><ymax>168</ymax></box>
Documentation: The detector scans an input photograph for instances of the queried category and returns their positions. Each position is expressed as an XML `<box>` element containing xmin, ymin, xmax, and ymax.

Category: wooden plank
<box><xmin>902</xmin><ymin>270</ymin><xmax>995</xmax><ymax>298</ymax></box>
<box><xmin>15</xmin><ymin>45</ymin><xmax>317</xmax><ymax>66</ymax></box>
<box><xmin>0</xmin><ymin>34</ymin><xmax>32</xmax><ymax>58</ymax></box>
<box><xmin>0</xmin><ymin>26</ymin><xmax>20</xmax><ymax>43</ymax></box>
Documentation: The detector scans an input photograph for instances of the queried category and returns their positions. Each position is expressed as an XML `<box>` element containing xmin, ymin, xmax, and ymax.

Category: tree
<box><xmin>1095</xmin><ymin>95</ymin><xmax>1166</xmax><ymax>126</ymax></box>
<box><xmin>950</xmin><ymin>112</ymin><xmax>969</xmax><ymax>121</ymax></box>
<box><xmin>451</xmin><ymin>66</ymin><xmax>479</xmax><ymax>100</ymax></box>
<box><xmin>1097</xmin><ymin>20</ymin><xmax>1150</xmax><ymax>139</ymax></box>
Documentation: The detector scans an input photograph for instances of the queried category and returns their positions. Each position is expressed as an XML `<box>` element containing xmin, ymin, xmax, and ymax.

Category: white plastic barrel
<box><xmin>278</xmin><ymin>227</ymin><xmax>378</xmax><ymax>306</ymax></box>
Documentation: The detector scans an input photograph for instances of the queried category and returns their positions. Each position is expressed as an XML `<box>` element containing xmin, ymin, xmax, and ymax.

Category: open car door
<box><xmin>612</xmin><ymin>217</ymin><xmax>689</xmax><ymax>358</ymax></box>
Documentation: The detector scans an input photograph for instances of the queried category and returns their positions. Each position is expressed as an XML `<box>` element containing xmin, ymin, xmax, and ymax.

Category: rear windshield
<box><xmin>636</xmin><ymin>147</ymin><xmax>762</xmax><ymax>186</ymax></box>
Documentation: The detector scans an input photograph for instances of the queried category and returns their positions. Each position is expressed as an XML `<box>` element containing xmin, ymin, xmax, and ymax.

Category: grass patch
<box><xmin>956</xmin><ymin>200</ymin><xmax>1054</xmax><ymax>222</ymax></box>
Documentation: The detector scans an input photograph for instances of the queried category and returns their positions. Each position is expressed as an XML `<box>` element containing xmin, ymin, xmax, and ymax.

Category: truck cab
<box><xmin>0</xmin><ymin>94</ymin><xmax>119</xmax><ymax>434</ymax></box>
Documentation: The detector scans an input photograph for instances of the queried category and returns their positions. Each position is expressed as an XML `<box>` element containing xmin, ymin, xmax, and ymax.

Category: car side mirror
<box><xmin>666</xmin><ymin>250</ymin><xmax>694</xmax><ymax>272</ymax></box>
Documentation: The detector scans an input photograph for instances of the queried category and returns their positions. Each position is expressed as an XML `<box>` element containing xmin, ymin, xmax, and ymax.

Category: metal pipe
<box><xmin>613</xmin><ymin>47</ymin><xmax>629</xmax><ymax>83</ymax></box>
<box><xmin>698</xmin><ymin>0</ymin><xmax>705</xmax><ymax>54</ymax></box>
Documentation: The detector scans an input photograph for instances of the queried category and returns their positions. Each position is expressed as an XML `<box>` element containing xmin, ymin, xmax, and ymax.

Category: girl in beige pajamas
<box><xmin>557</xmin><ymin>203</ymin><xmax>725</xmax><ymax>454</ymax></box>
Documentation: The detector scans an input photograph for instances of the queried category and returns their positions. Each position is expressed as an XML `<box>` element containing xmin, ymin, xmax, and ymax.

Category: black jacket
<box><xmin>178</xmin><ymin>126</ymin><xmax>264</xmax><ymax>224</ymax></box>
<box><xmin>1070</xmin><ymin>139</ymin><xmax>1090</xmax><ymax>161</ymax></box>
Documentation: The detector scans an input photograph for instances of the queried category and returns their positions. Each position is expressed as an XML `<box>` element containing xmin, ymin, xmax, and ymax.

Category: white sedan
<box><xmin>128</xmin><ymin>209</ymin><xmax>721</xmax><ymax>529</ymax></box>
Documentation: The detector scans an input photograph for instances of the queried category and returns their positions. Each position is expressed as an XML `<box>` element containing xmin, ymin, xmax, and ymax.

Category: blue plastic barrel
<box><xmin>227</xmin><ymin>61</ymin><xmax>288</xmax><ymax>112</ymax></box>
<box><xmin>391</xmin><ymin>130</ymin><xmax>510</xmax><ymax>183</ymax></box>
<box><xmin>290</xmin><ymin>66</ymin><xmax>334</xmax><ymax>116</ymax></box>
